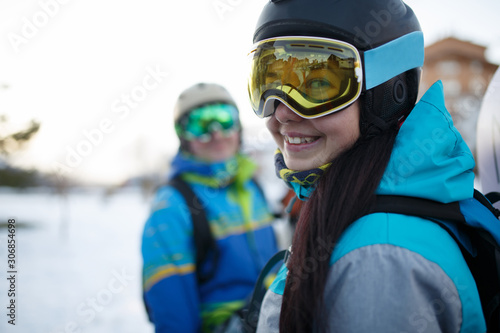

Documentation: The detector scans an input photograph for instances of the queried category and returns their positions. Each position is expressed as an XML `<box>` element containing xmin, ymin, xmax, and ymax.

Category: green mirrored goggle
<box><xmin>176</xmin><ymin>103</ymin><xmax>240</xmax><ymax>142</ymax></box>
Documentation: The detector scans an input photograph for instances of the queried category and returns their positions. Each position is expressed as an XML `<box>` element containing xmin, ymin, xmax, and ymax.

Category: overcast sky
<box><xmin>1</xmin><ymin>0</ymin><xmax>499</xmax><ymax>185</ymax></box>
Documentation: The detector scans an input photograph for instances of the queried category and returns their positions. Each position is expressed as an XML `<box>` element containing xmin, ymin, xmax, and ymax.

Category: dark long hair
<box><xmin>278</xmin><ymin>102</ymin><xmax>401</xmax><ymax>332</ymax></box>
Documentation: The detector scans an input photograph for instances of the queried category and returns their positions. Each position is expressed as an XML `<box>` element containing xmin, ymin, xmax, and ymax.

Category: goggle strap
<box><xmin>364</xmin><ymin>31</ymin><xmax>424</xmax><ymax>90</ymax></box>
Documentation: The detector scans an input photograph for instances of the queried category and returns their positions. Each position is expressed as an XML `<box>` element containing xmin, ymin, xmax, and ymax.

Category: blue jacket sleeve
<box><xmin>141</xmin><ymin>186</ymin><xmax>201</xmax><ymax>333</ymax></box>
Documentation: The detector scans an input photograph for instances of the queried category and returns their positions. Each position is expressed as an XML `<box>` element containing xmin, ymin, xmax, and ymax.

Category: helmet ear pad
<box><xmin>360</xmin><ymin>68</ymin><xmax>420</xmax><ymax>136</ymax></box>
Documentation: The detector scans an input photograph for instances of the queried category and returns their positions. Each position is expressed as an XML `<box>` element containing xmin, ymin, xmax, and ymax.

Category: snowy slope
<box><xmin>0</xmin><ymin>187</ymin><xmax>154</xmax><ymax>333</ymax></box>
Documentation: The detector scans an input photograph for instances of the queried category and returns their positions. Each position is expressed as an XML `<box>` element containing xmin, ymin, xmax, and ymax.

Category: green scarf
<box><xmin>179</xmin><ymin>153</ymin><xmax>257</xmax><ymax>235</ymax></box>
<box><xmin>179</xmin><ymin>154</ymin><xmax>255</xmax><ymax>188</ymax></box>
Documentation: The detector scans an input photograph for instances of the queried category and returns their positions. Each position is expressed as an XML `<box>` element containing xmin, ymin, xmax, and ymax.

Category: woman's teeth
<box><xmin>285</xmin><ymin>136</ymin><xmax>317</xmax><ymax>144</ymax></box>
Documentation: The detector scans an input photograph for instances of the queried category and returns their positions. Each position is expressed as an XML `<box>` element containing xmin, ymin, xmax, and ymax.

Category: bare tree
<box><xmin>0</xmin><ymin>116</ymin><xmax>40</xmax><ymax>156</ymax></box>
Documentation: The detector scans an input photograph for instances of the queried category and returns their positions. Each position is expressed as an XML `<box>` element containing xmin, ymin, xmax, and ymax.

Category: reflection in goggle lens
<box><xmin>248</xmin><ymin>37</ymin><xmax>363</xmax><ymax>119</ymax></box>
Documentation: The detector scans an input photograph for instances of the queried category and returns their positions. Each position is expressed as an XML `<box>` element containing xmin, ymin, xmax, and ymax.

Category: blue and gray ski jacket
<box><xmin>257</xmin><ymin>81</ymin><xmax>486</xmax><ymax>332</ymax></box>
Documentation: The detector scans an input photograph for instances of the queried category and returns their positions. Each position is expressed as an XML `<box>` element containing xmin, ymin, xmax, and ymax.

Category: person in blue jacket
<box><xmin>141</xmin><ymin>82</ymin><xmax>278</xmax><ymax>333</ymax></box>
<box><xmin>247</xmin><ymin>0</ymin><xmax>486</xmax><ymax>332</ymax></box>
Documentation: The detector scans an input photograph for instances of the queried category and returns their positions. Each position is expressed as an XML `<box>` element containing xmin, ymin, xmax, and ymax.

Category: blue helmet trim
<box><xmin>364</xmin><ymin>31</ymin><xmax>424</xmax><ymax>90</ymax></box>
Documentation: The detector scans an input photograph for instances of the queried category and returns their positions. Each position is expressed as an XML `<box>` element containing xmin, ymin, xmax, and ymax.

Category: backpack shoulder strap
<box><xmin>168</xmin><ymin>176</ymin><xmax>219</xmax><ymax>284</ymax></box>
<box><xmin>241</xmin><ymin>248</ymin><xmax>289</xmax><ymax>333</ymax></box>
<box><xmin>370</xmin><ymin>192</ymin><xmax>498</xmax><ymax>255</ymax></box>
<box><xmin>371</xmin><ymin>195</ymin><xmax>465</xmax><ymax>223</ymax></box>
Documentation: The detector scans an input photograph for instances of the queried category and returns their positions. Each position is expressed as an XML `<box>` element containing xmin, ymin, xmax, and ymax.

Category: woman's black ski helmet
<box><xmin>252</xmin><ymin>0</ymin><xmax>424</xmax><ymax>132</ymax></box>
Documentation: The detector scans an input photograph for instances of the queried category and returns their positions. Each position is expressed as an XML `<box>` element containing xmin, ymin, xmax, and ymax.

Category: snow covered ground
<box><xmin>0</xmin><ymin>187</ymin><xmax>155</xmax><ymax>333</ymax></box>
<box><xmin>0</xmin><ymin>179</ymin><xmax>291</xmax><ymax>333</ymax></box>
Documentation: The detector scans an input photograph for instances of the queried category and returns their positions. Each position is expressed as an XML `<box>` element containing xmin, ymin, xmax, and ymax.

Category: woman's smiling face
<box><xmin>266</xmin><ymin>101</ymin><xmax>361</xmax><ymax>171</ymax></box>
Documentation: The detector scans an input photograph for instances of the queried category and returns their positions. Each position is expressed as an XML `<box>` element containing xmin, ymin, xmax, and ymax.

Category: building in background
<box><xmin>420</xmin><ymin>37</ymin><xmax>499</xmax><ymax>162</ymax></box>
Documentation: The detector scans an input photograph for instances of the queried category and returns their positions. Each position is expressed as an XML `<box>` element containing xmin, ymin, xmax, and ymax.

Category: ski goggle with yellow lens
<box><xmin>176</xmin><ymin>103</ymin><xmax>240</xmax><ymax>143</ymax></box>
<box><xmin>248</xmin><ymin>33</ymin><xmax>425</xmax><ymax>119</ymax></box>
<box><xmin>248</xmin><ymin>36</ymin><xmax>363</xmax><ymax>119</ymax></box>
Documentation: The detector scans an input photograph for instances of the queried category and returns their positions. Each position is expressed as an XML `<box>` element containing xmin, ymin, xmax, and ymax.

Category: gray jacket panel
<box><xmin>323</xmin><ymin>244</ymin><xmax>464</xmax><ymax>333</ymax></box>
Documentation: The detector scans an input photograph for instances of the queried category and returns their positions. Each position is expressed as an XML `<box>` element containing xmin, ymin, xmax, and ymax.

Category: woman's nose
<box><xmin>210</xmin><ymin>130</ymin><xmax>224</xmax><ymax>140</ymax></box>
<box><xmin>274</xmin><ymin>102</ymin><xmax>303</xmax><ymax>124</ymax></box>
